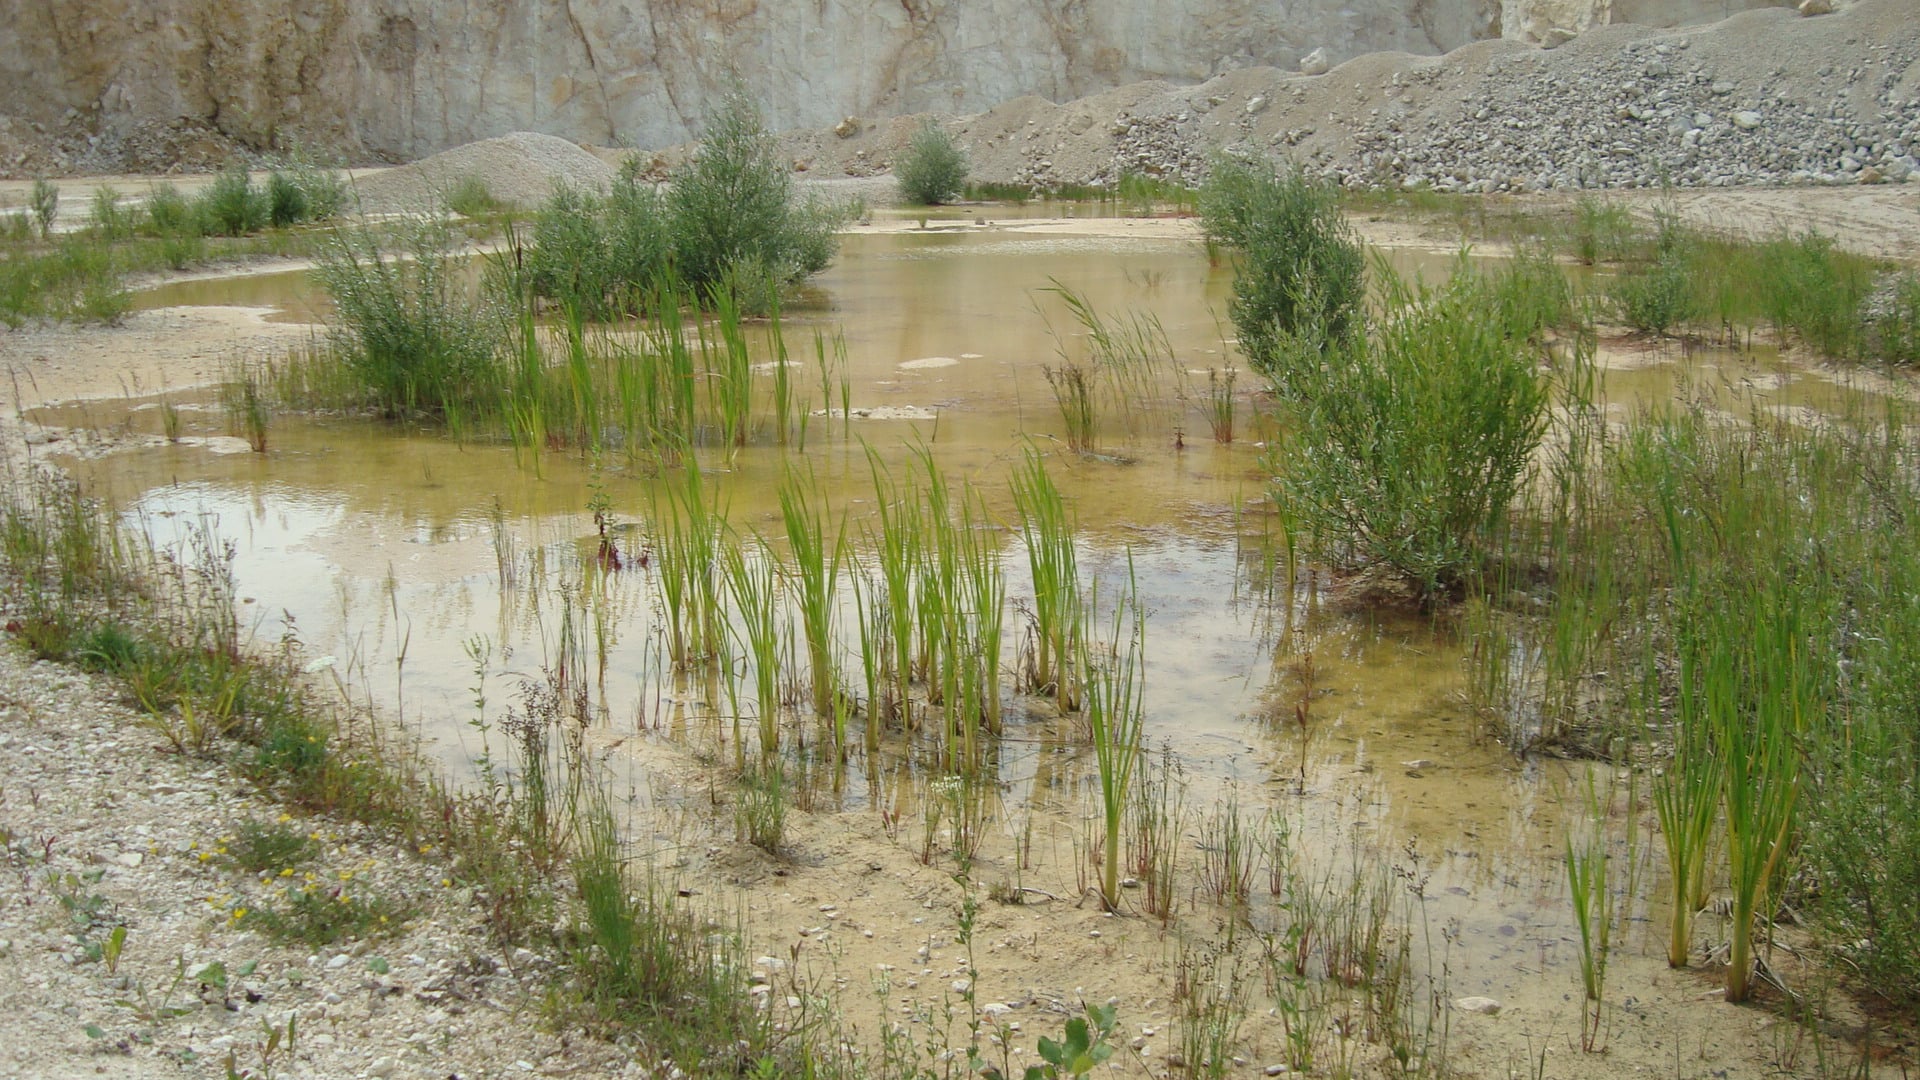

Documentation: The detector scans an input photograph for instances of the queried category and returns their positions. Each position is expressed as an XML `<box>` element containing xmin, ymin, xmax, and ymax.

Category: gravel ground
<box><xmin>0</xmin><ymin>643</ymin><xmax>622</xmax><ymax>1080</ymax></box>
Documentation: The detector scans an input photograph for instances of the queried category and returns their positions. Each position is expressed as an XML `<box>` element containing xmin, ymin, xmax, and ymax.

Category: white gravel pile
<box><xmin>351</xmin><ymin>131</ymin><xmax>614</xmax><ymax>214</ymax></box>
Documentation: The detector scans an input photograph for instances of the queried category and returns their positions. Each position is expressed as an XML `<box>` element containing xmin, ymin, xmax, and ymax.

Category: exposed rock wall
<box><xmin>1503</xmin><ymin>0</ymin><xmax>1789</xmax><ymax>45</ymax></box>
<box><xmin>0</xmin><ymin>0</ymin><xmax>1794</xmax><ymax>168</ymax></box>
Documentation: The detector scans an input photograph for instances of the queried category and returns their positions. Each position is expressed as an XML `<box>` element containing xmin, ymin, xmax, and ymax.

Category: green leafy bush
<box><xmin>895</xmin><ymin>120</ymin><xmax>968</xmax><ymax>205</ymax></box>
<box><xmin>666</xmin><ymin>93</ymin><xmax>846</xmax><ymax>305</ymax></box>
<box><xmin>1272</xmin><ymin>264</ymin><xmax>1549</xmax><ymax>601</ymax></box>
<box><xmin>30</xmin><ymin>177</ymin><xmax>58</xmax><ymax>238</ymax></box>
<box><xmin>1199</xmin><ymin>156</ymin><xmax>1364</xmax><ymax>382</ymax></box>
<box><xmin>519</xmin><ymin>98</ymin><xmax>845</xmax><ymax>315</ymax></box>
<box><xmin>267</xmin><ymin>170</ymin><xmax>310</xmax><ymax>228</ymax></box>
<box><xmin>287</xmin><ymin>152</ymin><xmax>350</xmax><ymax>221</ymax></box>
<box><xmin>1609</xmin><ymin>250</ymin><xmax>1695</xmax><ymax>337</ymax></box>
<box><xmin>197</xmin><ymin>167</ymin><xmax>268</xmax><ymax>236</ymax></box>
<box><xmin>446</xmin><ymin>174</ymin><xmax>501</xmax><ymax>217</ymax></box>
<box><xmin>146</xmin><ymin>183</ymin><xmax>197</xmax><ymax>236</ymax></box>
<box><xmin>526</xmin><ymin>181</ymin><xmax>614</xmax><ymax>316</ymax></box>
<box><xmin>88</xmin><ymin>187</ymin><xmax>136</xmax><ymax>241</ymax></box>
<box><xmin>313</xmin><ymin>218</ymin><xmax>504</xmax><ymax>418</ymax></box>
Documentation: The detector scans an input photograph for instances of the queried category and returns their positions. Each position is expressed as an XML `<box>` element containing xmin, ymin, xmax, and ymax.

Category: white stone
<box><xmin>1299</xmin><ymin>48</ymin><xmax>1331</xmax><ymax>76</ymax></box>
<box><xmin>1455</xmin><ymin>996</ymin><xmax>1503</xmax><ymax>1015</ymax></box>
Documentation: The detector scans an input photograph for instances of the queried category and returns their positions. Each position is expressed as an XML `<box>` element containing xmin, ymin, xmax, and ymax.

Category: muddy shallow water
<box><xmin>34</xmin><ymin>219</ymin><xmax>1912</xmax><ymax>1076</ymax></box>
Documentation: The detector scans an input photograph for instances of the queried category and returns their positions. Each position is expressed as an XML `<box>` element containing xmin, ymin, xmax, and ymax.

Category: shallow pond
<box><xmin>36</xmin><ymin>216</ymin><xmax>1911</xmax><ymax>1074</ymax></box>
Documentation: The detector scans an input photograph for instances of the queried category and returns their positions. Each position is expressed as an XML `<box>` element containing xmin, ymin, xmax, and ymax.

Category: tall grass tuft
<box><xmin>1205</xmin><ymin>367</ymin><xmax>1237</xmax><ymax>444</ymax></box>
<box><xmin>865</xmin><ymin>449</ymin><xmax>923</xmax><ymax>733</ymax></box>
<box><xmin>1566</xmin><ymin>778</ymin><xmax>1613</xmax><ymax>1051</ymax></box>
<box><xmin>1042</xmin><ymin>362</ymin><xmax>1098</xmax><ymax>452</ymax></box>
<box><xmin>1011</xmin><ymin>446</ymin><xmax>1081</xmax><ymax>710</ymax></box>
<box><xmin>1082</xmin><ymin>564</ymin><xmax>1146</xmax><ymax>911</ymax></box>
<box><xmin>778</xmin><ymin>469</ymin><xmax>846</xmax><ymax>721</ymax></box>
<box><xmin>654</xmin><ymin>465</ymin><xmax>726</xmax><ymax>670</ymax></box>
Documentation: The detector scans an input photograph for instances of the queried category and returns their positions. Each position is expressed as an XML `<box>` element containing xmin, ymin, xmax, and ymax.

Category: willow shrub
<box><xmin>895</xmin><ymin>120</ymin><xmax>968</xmax><ymax>205</ymax></box>
<box><xmin>312</xmin><ymin>218</ymin><xmax>504</xmax><ymax>419</ymax></box>
<box><xmin>522</xmin><ymin>97</ymin><xmax>845</xmax><ymax>316</ymax></box>
<box><xmin>1272</xmin><ymin>263</ymin><xmax>1549</xmax><ymax>602</ymax></box>
<box><xmin>665</xmin><ymin>93</ymin><xmax>845</xmax><ymax>307</ymax></box>
<box><xmin>1199</xmin><ymin>156</ymin><xmax>1364</xmax><ymax>385</ymax></box>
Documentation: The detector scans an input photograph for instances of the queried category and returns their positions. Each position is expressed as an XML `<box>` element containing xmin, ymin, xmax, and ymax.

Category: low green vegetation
<box><xmin>1488</xmin><ymin>397</ymin><xmax>1920</xmax><ymax>1009</ymax></box>
<box><xmin>0</xmin><ymin>159</ymin><xmax>350</xmax><ymax>327</ymax></box>
<box><xmin>895</xmin><ymin>120</ymin><xmax>969</xmax><ymax>205</ymax></box>
<box><xmin>513</xmin><ymin>95</ymin><xmax>850</xmax><ymax>318</ymax></box>
<box><xmin>1197</xmin><ymin>173</ymin><xmax>1920</xmax><ymax>1026</ymax></box>
<box><xmin>1262</xmin><ymin>259</ymin><xmax>1552</xmax><ymax>603</ymax></box>
<box><xmin>31</xmin><ymin>177</ymin><xmax>59</xmax><ymax>238</ymax></box>
<box><xmin>311</xmin><ymin>217</ymin><xmax>506</xmax><ymax>420</ymax></box>
<box><xmin>1199</xmin><ymin>155</ymin><xmax>1365</xmax><ymax>382</ymax></box>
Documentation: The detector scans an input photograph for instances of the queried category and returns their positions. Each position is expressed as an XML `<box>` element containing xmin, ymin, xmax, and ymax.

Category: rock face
<box><xmin>0</xmin><ymin>0</ymin><xmax>1794</xmax><ymax>166</ymax></box>
<box><xmin>1503</xmin><ymin>0</ymin><xmax>1791</xmax><ymax>46</ymax></box>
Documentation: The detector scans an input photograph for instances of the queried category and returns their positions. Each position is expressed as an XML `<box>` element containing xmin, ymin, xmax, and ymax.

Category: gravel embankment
<box><xmin>779</xmin><ymin>0</ymin><xmax>1919</xmax><ymax>195</ymax></box>
<box><xmin>0</xmin><ymin>644</ymin><xmax>613</xmax><ymax>1080</ymax></box>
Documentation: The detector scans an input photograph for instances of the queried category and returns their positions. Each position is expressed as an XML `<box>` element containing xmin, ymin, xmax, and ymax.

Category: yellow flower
<box><xmin>280</xmin><ymin>868</ymin><xmax>294</xmax><ymax>878</ymax></box>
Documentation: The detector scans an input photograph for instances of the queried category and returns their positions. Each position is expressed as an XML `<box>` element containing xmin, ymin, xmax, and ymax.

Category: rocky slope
<box><xmin>772</xmin><ymin>0</ymin><xmax>1918</xmax><ymax>193</ymax></box>
<box><xmin>1</xmin><ymin>0</ymin><xmax>1790</xmax><ymax>175</ymax></box>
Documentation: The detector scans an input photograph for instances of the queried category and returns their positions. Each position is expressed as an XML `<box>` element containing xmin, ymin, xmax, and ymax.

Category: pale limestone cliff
<box><xmin>0</xmin><ymin>0</ymin><xmax>1796</xmax><ymax>163</ymax></box>
<box><xmin>1502</xmin><ymin>0</ymin><xmax>1790</xmax><ymax>45</ymax></box>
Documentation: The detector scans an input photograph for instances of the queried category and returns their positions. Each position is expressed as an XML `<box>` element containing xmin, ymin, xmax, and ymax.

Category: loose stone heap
<box><xmin>1316</xmin><ymin>32</ymin><xmax>1920</xmax><ymax>191</ymax></box>
<box><xmin>794</xmin><ymin>0</ymin><xmax>1918</xmax><ymax>196</ymax></box>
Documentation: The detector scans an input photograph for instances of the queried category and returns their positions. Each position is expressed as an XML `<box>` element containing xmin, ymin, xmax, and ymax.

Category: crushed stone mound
<box><xmin>351</xmin><ymin>131</ymin><xmax>614</xmax><ymax>214</ymax></box>
<box><xmin>768</xmin><ymin>0</ymin><xmax>1919</xmax><ymax>196</ymax></box>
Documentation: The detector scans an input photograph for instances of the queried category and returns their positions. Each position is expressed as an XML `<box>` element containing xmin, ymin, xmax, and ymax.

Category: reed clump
<box><xmin>1482</xmin><ymin>390</ymin><xmax>1920</xmax><ymax>1013</ymax></box>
